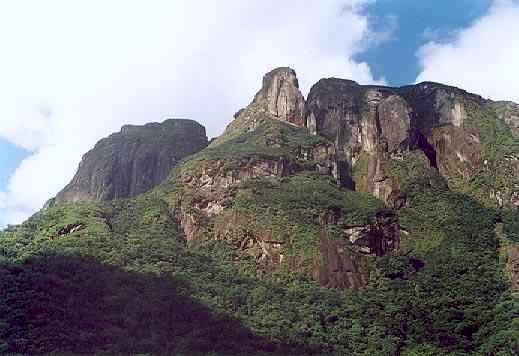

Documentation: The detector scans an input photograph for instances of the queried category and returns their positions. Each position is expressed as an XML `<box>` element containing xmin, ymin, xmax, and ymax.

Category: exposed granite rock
<box><xmin>213</xmin><ymin>211</ymin><xmax>285</xmax><ymax>270</ymax></box>
<box><xmin>397</xmin><ymin>82</ymin><xmax>482</xmax><ymax>131</ymax></box>
<box><xmin>56</xmin><ymin>119</ymin><xmax>208</xmax><ymax>203</ymax></box>
<box><xmin>305</xmin><ymin>78</ymin><xmax>369</xmax><ymax>164</ymax></box>
<box><xmin>175</xmin><ymin>157</ymin><xmax>299</xmax><ymax>242</ymax></box>
<box><xmin>427</xmin><ymin>126</ymin><xmax>483</xmax><ymax>180</ymax></box>
<box><xmin>314</xmin><ymin>209</ymin><xmax>400</xmax><ymax>289</ymax></box>
<box><xmin>493</xmin><ymin>101</ymin><xmax>519</xmax><ymax>136</ymax></box>
<box><xmin>315</xmin><ymin>230</ymin><xmax>371</xmax><ymax>289</ymax></box>
<box><xmin>178</xmin><ymin>157</ymin><xmax>298</xmax><ymax>191</ymax></box>
<box><xmin>377</xmin><ymin>95</ymin><xmax>412</xmax><ymax>152</ymax></box>
<box><xmin>205</xmin><ymin>205</ymin><xmax>400</xmax><ymax>290</ymax></box>
<box><xmin>304</xmin><ymin>79</ymin><xmax>412</xmax><ymax>201</ymax></box>
<box><xmin>55</xmin><ymin>223</ymin><xmax>86</xmax><ymax>238</ymax></box>
<box><xmin>362</xmin><ymin>209</ymin><xmax>401</xmax><ymax>256</ymax></box>
<box><xmin>253</xmin><ymin>67</ymin><xmax>305</xmax><ymax>126</ymax></box>
<box><xmin>303</xmin><ymin>78</ymin><xmax>502</xmax><ymax>206</ymax></box>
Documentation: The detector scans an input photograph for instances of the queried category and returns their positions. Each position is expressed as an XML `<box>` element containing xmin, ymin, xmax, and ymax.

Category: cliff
<box><xmin>54</xmin><ymin>119</ymin><xmax>208</xmax><ymax>203</ymax></box>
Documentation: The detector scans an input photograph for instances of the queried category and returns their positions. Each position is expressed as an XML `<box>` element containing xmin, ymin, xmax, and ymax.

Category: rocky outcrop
<box><xmin>206</xmin><ymin>206</ymin><xmax>401</xmax><ymax>290</ymax></box>
<box><xmin>302</xmin><ymin>77</ymin><xmax>504</xmax><ymax>205</ymax></box>
<box><xmin>305</xmin><ymin>79</ymin><xmax>412</xmax><ymax>160</ymax></box>
<box><xmin>314</xmin><ymin>209</ymin><xmax>400</xmax><ymax>289</ymax></box>
<box><xmin>355</xmin><ymin>210</ymin><xmax>400</xmax><ymax>256</ymax></box>
<box><xmin>493</xmin><ymin>101</ymin><xmax>519</xmax><ymax>136</ymax></box>
<box><xmin>252</xmin><ymin>67</ymin><xmax>305</xmax><ymax>126</ymax></box>
<box><xmin>315</xmin><ymin>230</ymin><xmax>371</xmax><ymax>289</ymax></box>
<box><xmin>378</xmin><ymin>95</ymin><xmax>412</xmax><ymax>152</ymax></box>
<box><xmin>304</xmin><ymin>79</ymin><xmax>412</xmax><ymax>202</ymax></box>
<box><xmin>427</xmin><ymin>126</ymin><xmax>483</xmax><ymax>180</ymax></box>
<box><xmin>175</xmin><ymin>157</ymin><xmax>298</xmax><ymax>242</ymax></box>
<box><xmin>56</xmin><ymin>119</ymin><xmax>208</xmax><ymax>203</ymax></box>
<box><xmin>178</xmin><ymin>157</ymin><xmax>298</xmax><ymax>191</ymax></box>
<box><xmin>213</xmin><ymin>212</ymin><xmax>285</xmax><ymax>270</ymax></box>
<box><xmin>397</xmin><ymin>82</ymin><xmax>482</xmax><ymax>131</ymax></box>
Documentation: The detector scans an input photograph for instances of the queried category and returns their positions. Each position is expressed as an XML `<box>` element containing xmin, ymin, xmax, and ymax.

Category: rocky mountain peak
<box><xmin>397</xmin><ymin>81</ymin><xmax>484</xmax><ymax>130</ymax></box>
<box><xmin>54</xmin><ymin>119</ymin><xmax>208</xmax><ymax>203</ymax></box>
<box><xmin>252</xmin><ymin>67</ymin><xmax>305</xmax><ymax>126</ymax></box>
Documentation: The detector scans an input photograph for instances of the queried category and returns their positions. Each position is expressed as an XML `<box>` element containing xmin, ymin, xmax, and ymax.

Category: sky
<box><xmin>0</xmin><ymin>0</ymin><xmax>518</xmax><ymax>227</ymax></box>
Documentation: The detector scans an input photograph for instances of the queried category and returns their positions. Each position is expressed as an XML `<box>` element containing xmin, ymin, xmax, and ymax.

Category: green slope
<box><xmin>1</xmin><ymin>107</ymin><xmax>518</xmax><ymax>355</ymax></box>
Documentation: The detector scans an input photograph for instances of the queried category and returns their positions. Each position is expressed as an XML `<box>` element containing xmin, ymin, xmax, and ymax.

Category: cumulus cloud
<box><xmin>0</xmin><ymin>0</ymin><xmax>387</xmax><ymax>226</ymax></box>
<box><xmin>416</xmin><ymin>0</ymin><xmax>519</xmax><ymax>102</ymax></box>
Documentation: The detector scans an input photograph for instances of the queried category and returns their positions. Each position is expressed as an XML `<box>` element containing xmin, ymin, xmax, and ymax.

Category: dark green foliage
<box><xmin>0</xmin><ymin>255</ymin><xmax>305</xmax><ymax>355</ymax></box>
<box><xmin>1</xmin><ymin>112</ymin><xmax>518</xmax><ymax>354</ymax></box>
<box><xmin>234</xmin><ymin>173</ymin><xmax>383</xmax><ymax>227</ymax></box>
<box><xmin>503</xmin><ymin>208</ymin><xmax>519</xmax><ymax>243</ymax></box>
<box><xmin>387</xmin><ymin>151</ymin><xmax>434</xmax><ymax>193</ymax></box>
<box><xmin>375</xmin><ymin>167</ymin><xmax>509</xmax><ymax>353</ymax></box>
<box><xmin>467</xmin><ymin>102</ymin><xmax>519</xmax><ymax>157</ymax></box>
<box><xmin>476</xmin><ymin>292</ymin><xmax>519</xmax><ymax>355</ymax></box>
<box><xmin>1</xmin><ymin>167</ymin><xmax>515</xmax><ymax>355</ymax></box>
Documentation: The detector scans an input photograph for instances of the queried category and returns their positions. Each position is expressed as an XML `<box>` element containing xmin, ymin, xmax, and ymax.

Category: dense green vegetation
<box><xmin>1</xmin><ymin>102</ymin><xmax>518</xmax><ymax>354</ymax></box>
<box><xmin>220</xmin><ymin>173</ymin><xmax>383</xmax><ymax>270</ymax></box>
<box><xmin>445</xmin><ymin>100</ymin><xmax>519</xmax><ymax>209</ymax></box>
<box><xmin>1</xmin><ymin>161</ymin><xmax>517</xmax><ymax>355</ymax></box>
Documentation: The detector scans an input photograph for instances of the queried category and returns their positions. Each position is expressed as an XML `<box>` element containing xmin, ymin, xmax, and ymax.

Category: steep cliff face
<box><xmin>304</xmin><ymin>77</ymin><xmax>519</xmax><ymax>209</ymax></box>
<box><xmin>314</xmin><ymin>209</ymin><xmax>400</xmax><ymax>289</ymax></box>
<box><xmin>55</xmin><ymin>119</ymin><xmax>208</xmax><ymax>203</ymax></box>
<box><xmin>252</xmin><ymin>67</ymin><xmax>305</xmax><ymax>126</ymax></box>
<box><xmin>305</xmin><ymin>79</ymin><xmax>412</xmax><ymax>203</ymax></box>
<box><xmin>397</xmin><ymin>82</ymin><xmax>483</xmax><ymax>130</ymax></box>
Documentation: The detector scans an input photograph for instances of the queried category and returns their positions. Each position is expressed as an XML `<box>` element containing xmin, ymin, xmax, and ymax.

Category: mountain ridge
<box><xmin>1</xmin><ymin>67</ymin><xmax>518</xmax><ymax>355</ymax></box>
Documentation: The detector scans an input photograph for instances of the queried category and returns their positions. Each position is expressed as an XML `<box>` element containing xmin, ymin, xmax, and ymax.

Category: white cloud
<box><xmin>0</xmin><ymin>0</ymin><xmax>386</xmax><ymax>227</ymax></box>
<box><xmin>416</xmin><ymin>0</ymin><xmax>519</xmax><ymax>103</ymax></box>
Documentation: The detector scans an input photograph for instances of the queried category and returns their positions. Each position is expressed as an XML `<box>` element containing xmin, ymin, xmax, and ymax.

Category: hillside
<box><xmin>0</xmin><ymin>67</ymin><xmax>518</xmax><ymax>355</ymax></box>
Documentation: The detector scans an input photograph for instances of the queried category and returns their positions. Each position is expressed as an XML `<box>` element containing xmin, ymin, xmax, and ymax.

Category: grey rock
<box><xmin>55</xmin><ymin>119</ymin><xmax>208</xmax><ymax>203</ymax></box>
<box><xmin>397</xmin><ymin>81</ymin><xmax>483</xmax><ymax>131</ymax></box>
<box><xmin>253</xmin><ymin>67</ymin><xmax>305</xmax><ymax>126</ymax></box>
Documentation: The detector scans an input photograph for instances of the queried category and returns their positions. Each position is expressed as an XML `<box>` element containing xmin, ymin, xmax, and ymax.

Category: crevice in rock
<box><xmin>56</xmin><ymin>223</ymin><xmax>86</xmax><ymax>237</ymax></box>
<box><xmin>410</xmin><ymin>130</ymin><xmax>438</xmax><ymax>168</ymax></box>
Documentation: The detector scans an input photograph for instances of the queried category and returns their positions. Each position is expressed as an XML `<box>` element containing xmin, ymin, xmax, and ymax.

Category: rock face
<box><xmin>493</xmin><ymin>101</ymin><xmax>519</xmax><ymax>136</ymax></box>
<box><xmin>397</xmin><ymin>82</ymin><xmax>481</xmax><ymax>130</ymax></box>
<box><xmin>305</xmin><ymin>79</ymin><xmax>413</xmax><ymax>202</ymax></box>
<box><xmin>253</xmin><ymin>67</ymin><xmax>305</xmax><ymax>126</ymax></box>
<box><xmin>56</xmin><ymin>119</ymin><xmax>208</xmax><ymax>203</ymax></box>
<box><xmin>303</xmin><ymin>77</ymin><xmax>497</xmax><ymax>205</ymax></box>
<box><xmin>315</xmin><ymin>230</ymin><xmax>371</xmax><ymax>289</ymax></box>
<box><xmin>314</xmin><ymin>209</ymin><xmax>400</xmax><ymax>289</ymax></box>
<box><xmin>377</xmin><ymin>95</ymin><xmax>412</xmax><ymax>152</ymax></box>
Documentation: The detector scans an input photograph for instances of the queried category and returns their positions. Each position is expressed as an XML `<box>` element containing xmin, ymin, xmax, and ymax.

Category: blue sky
<box><xmin>1</xmin><ymin>0</ymin><xmax>518</xmax><ymax>225</ymax></box>
<box><xmin>0</xmin><ymin>139</ymin><xmax>29</xmax><ymax>189</ymax></box>
<box><xmin>357</xmin><ymin>0</ymin><xmax>492</xmax><ymax>85</ymax></box>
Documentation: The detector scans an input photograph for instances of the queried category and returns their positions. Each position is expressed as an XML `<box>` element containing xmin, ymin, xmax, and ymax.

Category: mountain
<box><xmin>53</xmin><ymin>119</ymin><xmax>208</xmax><ymax>203</ymax></box>
<box><xmin>0</xmin><ymin>68</ymin><xmax>517</xmax><ymax>355</ymax></box>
